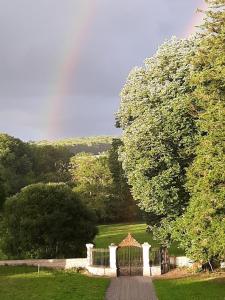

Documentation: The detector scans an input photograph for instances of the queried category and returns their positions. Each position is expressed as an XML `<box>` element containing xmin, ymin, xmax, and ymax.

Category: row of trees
<box><xmin>0</xmin><ymin>133</ymin><xmax>138</xmax><ymax>224</ymax></box>
<box><xmin>117</xmin><ymin>0</ymin><xmax>225</xmax><ymax>265</ymax></box>
<box><xmin>0</xmin><ymin>133</ymin><xmax>71</xmax><ymax>203</ymax></box>
<box><xmin>0</xmin><ymin>133</ymin><xmax>139</xmax><ymax>258</ymax></box>
<box><xmin>70</xmin><ymin>139</ymin><xmax>138</xmax><ymax>223</ymax></box>
<box><xmin>36</xmin><ymin>136</ymin><xmax>113</xmax><ymax>155</ymax></box>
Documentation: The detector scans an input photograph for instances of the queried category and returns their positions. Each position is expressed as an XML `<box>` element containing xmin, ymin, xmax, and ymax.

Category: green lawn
<box><xmin>95</xmin><ymin>223</ymin><xmax>184</xmax><ymax>256</ymax></box>
<box><xmin>154</xmin><ymin>275</ymin><xmax>225</xmax><ymax>300</ymax></box>
<box><xmin>0</xmin><ymin>266</ymin><xmax>110</xmax><ymax>300</ymax></box>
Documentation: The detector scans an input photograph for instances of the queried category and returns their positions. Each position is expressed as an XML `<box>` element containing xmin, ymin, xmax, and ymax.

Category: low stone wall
<box><xmin>0</xmin><ymin>258</ymin><xmax>87</xmax><ymax>270</ymax></box>
<box><xmin>170</xmin><ymin>256</ymin><xmax>193</xmax><ymax>267</ymax></box>
<box><xmin>87</xmin><ymin>266</ymin><xmax>161</xmax><ymax>277</ymax></box>
<box><xmin>150</xmin><ymin>266</ymin><xmax>161</xmax><ymax>276</ymax></box>
<box><xmin>170</xmin><ymin>257</ymin><xmax>225</xmax><ymax>270</ymax></box>
<box><xmin>65</xmin><ymin>258</ymin><xmax>87</xmax><ymax>269</ymax></box>
<box><xmin>87</xmin><ymin>266</ymin><xmax>117</xmax><ymax>277</ymax></box>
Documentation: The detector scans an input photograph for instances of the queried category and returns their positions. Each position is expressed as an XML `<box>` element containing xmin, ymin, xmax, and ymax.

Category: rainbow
<box><xmin>184</xmin><ymin>0</ymin><xmax>208</xmax><ymax>37</ymax></box>
<box><xmin>46</xmin><ymin>0</ymin><xmax>97</xmax><ymax>139</ymax></box>
<box><xmin>45</xmin><ymin>0</ymin><xmax>208</xmax><ymax>139</ymax></box>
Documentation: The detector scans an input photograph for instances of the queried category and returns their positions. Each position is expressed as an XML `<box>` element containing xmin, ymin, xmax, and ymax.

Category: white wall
<box><xmin>0</xmin><ymin>258</ymin><xmax>87</xmax><ymax>270</ymax></box>
<box><xmin>170</xmin><ymin>256</ymin><xmax>193</xmax><ymax>267</ymax></box>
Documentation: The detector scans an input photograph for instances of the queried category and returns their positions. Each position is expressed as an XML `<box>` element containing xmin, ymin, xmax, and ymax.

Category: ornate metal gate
<box><xmin>117</xmin><ymin>233</ymin><xmax>143</xmax><ymax>276</ymax></box>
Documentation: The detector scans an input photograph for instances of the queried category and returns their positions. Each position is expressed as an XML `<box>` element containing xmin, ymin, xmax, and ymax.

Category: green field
<box><xmin>95</xmin><ymin>223</ymin><xmax>184</xmax><ymax>256</ymax></box>
<box><xmin>154</xmin><ymin>275</ymin><xmax>225</xmax><ymax>300</ymax></box>
<box><xmin>0</xmin><ymin>266</ymin><xmax>109</xmax><ymax>300</ymax></box>
<box><xmin>0</xmin><ymin>260</ymin><xmax>224</xmax><ymax>300</ymax></box>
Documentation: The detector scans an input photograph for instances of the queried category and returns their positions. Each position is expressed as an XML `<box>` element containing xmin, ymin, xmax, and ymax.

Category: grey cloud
<box><xmin>0</xmin><ymin>0</ymin><xmax>204</xmax><ymax>140</ymax></box>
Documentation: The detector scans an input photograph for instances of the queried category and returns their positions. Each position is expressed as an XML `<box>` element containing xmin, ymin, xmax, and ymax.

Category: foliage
<box><xmin>0</xmin><ymin>175</ymin><xmax>6</xmax><ymax>209</ymax></box>
<box><xmin>0</xmin><ymin>133</ymin><xmax>113</xmax><ymax>196</ymax></box>
<box><xmin>2</xmin><ymin>183</ymin><xmax>97</xmax><ymax>258</ymax></box>
<box><xmin>117</xmin><ymin>37</ymin><xmax>199</xmax><ymax>230</ymax></box>
<box><xmin>0</xmin><ymin>133</ymin><xmax>34</xmax><ymax>198</ymax></box>
<box><xmin>35</xmin><ymin>136</ymin><xmax>114</xmax><ymax>155</ymax></box>
<box><xmin>31</xmin><ymin>144</ymin><xmax>71</xmax><ymax>183</ymax></box>
<box><xmin>108</xmin><ymin>139</ymin><xmax>140</xmax><ymax>221</ymax></box>
<box><xmin>154</xmin><ymin>274</ymin><xmax>225</xmax><ymax>300</ymax></box>
<box><xmin>36</xmin><ymin>136</ymin><xmax>113</xmax><ymax>146</ymax></box>
<box><xmin>70</xmin><ymin>145</ymin><xmax>139</xmax><ymax>223</ymax></box>
<box><xmin>0</xmin><ymin>133</ymin><xmax>73</xmax><ymax>201</ymax></box>
<box><xmin>0</xmin><ymin>132</ymin><xmax>139</xmax><ymax>231</ymax></box>
<box><xmin>70</xmin><ymin>153</ymin><xmax>113</xmax><ymax>223</ymax></box>
<box><xmin>0</xmin><ymin>266</ymin><xmax>109</xmax><ymax>300</ymax></box>
<box><xmin>172</xmin><ymin>0</ymin><xmax>225</xmax><ymax>263</ymax></box>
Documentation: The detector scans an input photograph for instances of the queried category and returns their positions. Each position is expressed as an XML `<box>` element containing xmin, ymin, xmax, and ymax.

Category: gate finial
<box><xmin>118</xmin><ymin>233</ymin><xmax>141</xmax><ymax>248</ymax></box>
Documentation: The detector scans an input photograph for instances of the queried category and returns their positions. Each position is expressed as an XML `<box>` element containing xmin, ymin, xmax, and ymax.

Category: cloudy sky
<box><xmin>0</xmin><ymin>0</ymin><xmax>205</xmax><ymax>141</ymax></box>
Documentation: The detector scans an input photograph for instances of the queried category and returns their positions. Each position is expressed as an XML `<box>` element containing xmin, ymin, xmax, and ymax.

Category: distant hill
<box><xmin>35</xmin><ymin>136</ymin><xmax>116</xmax><ymax>155</ymax></box>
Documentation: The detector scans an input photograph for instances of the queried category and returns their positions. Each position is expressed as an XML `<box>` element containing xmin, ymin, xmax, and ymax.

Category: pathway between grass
<box><xmin>105</xmin><ymin>276</ymin><xmax>158</xmax><ymax>300</ymax></box>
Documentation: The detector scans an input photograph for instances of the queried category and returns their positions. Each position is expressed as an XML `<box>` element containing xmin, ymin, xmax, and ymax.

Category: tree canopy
<box><xmin>69</xmin><ymin>148</ymin><xmax>139</xmax><ymax>223</ymax></box>
<box><xmin>117</xmin><ymin>0</ymin><xmax>225</xmax><ymax>264</ymax></box>
<box><xmin>2</xmin><ymin>183</ymin><xmax>97</xmax><ymax>258</ymax></box>
<box><xmin>0</xmin><ymin>133</ymin><xmax>34</xmax><ymax>198</ymax></box>
<box><xmin>172</xmin><ymin>0</ymin><xmax>225</xmax><ymax>264</ymax></box>
<box><xmin>31</xmin><ymin>144</ymin><xmax>71</xmax><ymax>183</ymax></box>
<box><xmin>70</xmin><ymin>152</ymin><xmax>113</xmax><ymax>223</ymax></box>
<box><xmin>108</xmin><ymin>139</ymin><xmax>139</xmax><ymax>221</ymax></box>
<box><xmin>117</xmin><ymin>37</ymin><xmax>199</xmax><ymax>226</ymax></box>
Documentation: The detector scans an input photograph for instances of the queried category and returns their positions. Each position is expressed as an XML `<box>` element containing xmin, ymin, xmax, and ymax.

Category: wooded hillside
<box><xmin>35</xmin><ymin>136</ymin><xmax>114</xmax><ymax>155</ymax></box>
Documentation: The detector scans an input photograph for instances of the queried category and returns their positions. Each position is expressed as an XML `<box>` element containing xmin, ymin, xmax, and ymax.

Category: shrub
<box><xmin>2</xmin><ymin>183</ymin><xmax>97</xmax><ymax>258</ymax></box>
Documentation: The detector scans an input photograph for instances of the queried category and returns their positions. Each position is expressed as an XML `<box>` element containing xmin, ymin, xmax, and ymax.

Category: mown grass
<box><xmin>95</xmin><ymin>223</ymin><xmax>184</xmax><ymax>256</ymax></box>
<box><xmin>0</xmin><ymin>266</ymin><xmax>110</xmax><ymax>300</ymax></box>
<box><xmin>154</xmin><ymin>274</ymin><xmax>225</xmax><ymax>300</ymax></box>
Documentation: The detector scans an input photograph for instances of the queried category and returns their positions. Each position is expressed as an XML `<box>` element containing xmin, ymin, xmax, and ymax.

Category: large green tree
<box><xmin>31</xmin><ymin>144</ymin><xmax>71</xmax><ymax>183</ymax></box>
<box><xmin>172</xmin><ymin>0</ymin><xmax>225</xmax><ymax>264</ymax></box>
<box><xmin>117</xmin><ymin>37</ymin><xmax>199</xmax><ymax>232</ymax></box>
<box><xmin>0</xmin><ymin>133</ymin><xmax>34</xmax><ymax>197</ymax></box>
<box><xmin>108</xmin><ymin>139</ymin><xmax>139</xmax><ymax>221</ymax></box>
<box><xmin>0</xmin><ymin>175</ymin><xmax>6</xmax><ymax>209</ymax></box>
<box><xmin>2</xmin><ymin>183</ymin><xmax>97</xmax><ymax>258</ymax></box>
<box><xmin>70</xmin><ymin>153</ymin><xmax>113</xmax><ymax>223</ymax></box>
<box><xmin>70</xmin><ymin>148</ymin><xmax>139</xmax><ymax>223</ymax></box>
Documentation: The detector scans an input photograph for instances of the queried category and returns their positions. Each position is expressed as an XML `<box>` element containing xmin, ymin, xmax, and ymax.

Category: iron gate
<box><xmin>91</xmin><ymin>248</ymin><xmax>109</xmax><ymax>267</ymax></box>
<box><xmin>116</xmin><ymin>233</ymin><xmax>143</xmax><ymax>276</ymax></box>
<box><xmin>117</xmin><ymin>246</ymin><xmax>143</xmax><ymax>276</ymax></box>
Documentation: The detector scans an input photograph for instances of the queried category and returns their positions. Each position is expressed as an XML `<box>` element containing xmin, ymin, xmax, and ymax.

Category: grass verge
<box><xmin>0</xmin><ymin>266</ymin><xmax>110</xmax><ymax>300</ymax></box>
<box><xmin>154</xmin><ymin>273</ymin><xmax>225</xmax><ymax>300</ymax></box>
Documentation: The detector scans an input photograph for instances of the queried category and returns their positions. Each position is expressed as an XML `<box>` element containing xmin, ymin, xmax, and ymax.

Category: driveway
<box><xmin>105</xmin><ymin>276</ymin><xmax>158</xmax><ymax>300</ymax></box>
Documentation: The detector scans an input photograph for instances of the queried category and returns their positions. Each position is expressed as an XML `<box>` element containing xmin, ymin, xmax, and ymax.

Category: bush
<box><xmin>2</xmin><ymin>183</ymin><xmax>97</xmax><ymax>258</ymax></box>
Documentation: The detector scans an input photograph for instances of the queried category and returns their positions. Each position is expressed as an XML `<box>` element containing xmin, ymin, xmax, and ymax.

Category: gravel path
<box><xmin>105</xmin><ymin>276</ymin><xmax>158</xmax><ymax>300</ymax></box>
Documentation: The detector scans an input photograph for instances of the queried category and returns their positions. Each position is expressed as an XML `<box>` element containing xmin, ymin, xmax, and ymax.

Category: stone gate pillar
<box><xmin>142</xmin><ymin>242</ymin><xmax>151</xmax><ymax>277</ymax></box>
<box><xmin>86</xmin><ymin>243</ymin><xmax>94</xmax><ymax>266</ymax></box>
<box><xmin>109</xmin><ymin>243</ymin><xmax>117</xmax><ymax>275</ymax></box>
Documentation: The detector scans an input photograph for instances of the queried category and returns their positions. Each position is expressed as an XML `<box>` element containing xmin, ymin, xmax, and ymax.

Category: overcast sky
<box><xmin>0</xmin><ymin>0</ymin><xmax>205</xmax><ymax>141</ymax></box>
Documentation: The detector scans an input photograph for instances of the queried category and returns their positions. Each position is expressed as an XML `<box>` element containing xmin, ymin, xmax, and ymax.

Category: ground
<box><xmin>1</xmin><ymin>265</ymin><xmax>225</xmax><ymax>300</ymax></box>
<box><xmin>1</xmin><ymin>223</ymin><xmax>224</xmax><ymax>300</ymax></box>
<box><xmin>106</xmin><ymin>276</ymin><xmax>157</xmax><ymax>300</ymax></box>
<box><xmin>0</xmin><ymin>266</ymin><xmax>109</xmax><ymax>300</ymax></box>
<box><xmin>95</xmin><ymin>223</ymin><xmax>184</xmax><ymax>256</ymax></box>
<box><xmin>154</xmin><ymin>271</ymin><xmax>225</xmax><ymax>300</ymax></box>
